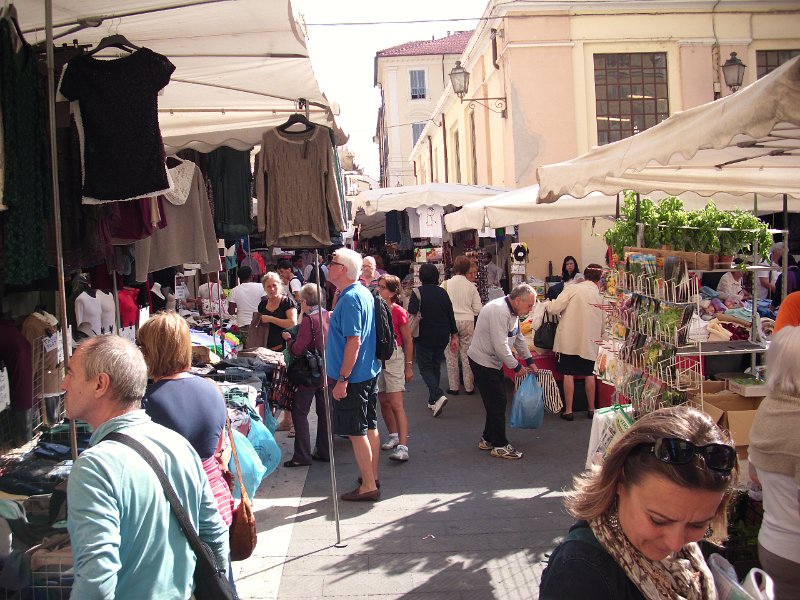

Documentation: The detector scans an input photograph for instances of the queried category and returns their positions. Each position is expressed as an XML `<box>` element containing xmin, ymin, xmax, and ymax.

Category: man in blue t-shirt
<box><xmin>325</xmin><ymin>248</ymin><xmax>381</xmax><ymax>501</ymax></box>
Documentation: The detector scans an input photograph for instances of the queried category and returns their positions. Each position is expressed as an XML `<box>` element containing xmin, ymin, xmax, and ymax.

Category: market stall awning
<box><xmin>444</xmin><ymin>185</ymin><xmax>794</xmax><ymax>233</ymax></box>
<box><xmin>537</xmin><ymin>56</ymin><xmax>800</xmax><ymax>202</ymax></box>
<box><xmin>18</xmin><ymin>0</ymin><xmax>346</xmax><ymax>152</ymax></box>
<box><xmin>352</xmin><ymin>183</ymin><xmax>508</xmax><ymax>216</ymax></box>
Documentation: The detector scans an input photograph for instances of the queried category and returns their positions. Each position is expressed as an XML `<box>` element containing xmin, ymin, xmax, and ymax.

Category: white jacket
<box><xmin>545</xmin><ymin>280</ymin><xmax>603</xmax><ymax>362</ymax></box>
<box><xmin>442</xmin><ymin>275</ymin><xmax>482</xmax><ymax>321</ymax></box>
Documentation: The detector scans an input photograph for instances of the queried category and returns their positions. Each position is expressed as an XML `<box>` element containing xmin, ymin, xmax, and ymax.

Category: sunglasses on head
<box><xmin>640</xmin><ymin>437</ymin><xmax>736</xmax><ymax>473</ymax></box>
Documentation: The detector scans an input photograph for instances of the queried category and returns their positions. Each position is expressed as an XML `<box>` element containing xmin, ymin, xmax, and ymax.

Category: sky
<box><xmin>292</xmin><ymin>0</ymin><xmax>491</xmax><ymax>181</ymax></box>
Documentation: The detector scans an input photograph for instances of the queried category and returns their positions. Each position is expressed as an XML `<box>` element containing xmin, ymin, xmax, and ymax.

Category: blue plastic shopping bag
<box><xmin>509</xmin><ymin>373</ymin><xmax>544</xmax><ymax>429</ymax></box>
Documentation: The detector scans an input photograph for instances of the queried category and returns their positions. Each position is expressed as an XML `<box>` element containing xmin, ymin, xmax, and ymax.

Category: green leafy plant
<box><xmin>685</xmin><ymin>203</ymin><xmax>721</xmax><ymax>255</ymax></box>
<box><xmin>656</xmin><ymin>196</ymin><xmax>689</xmax><ymax>250</ymax></box>
<box><xmin>603</xmin><ymin>191</ymin><xmax>660</xmax><ymax>256</ymax></box>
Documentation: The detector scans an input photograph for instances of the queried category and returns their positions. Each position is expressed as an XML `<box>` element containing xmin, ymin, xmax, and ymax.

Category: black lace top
<box><xmin>59</xmin><ymin>48</ymin><xmax>175</xmax><ymax>202</ymax></box>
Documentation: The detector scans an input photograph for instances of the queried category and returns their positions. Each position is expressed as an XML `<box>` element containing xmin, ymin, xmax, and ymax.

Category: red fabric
<box><xmin>118</xmin><ymin>287</ymin><xmax>140</xmax><ymax>327</ymax></box>
<box><xmin>390</xmin><ymin>303</ymin><xmax>409</xmax><ymax>348</ymax></box>
<box><xmin>202</xmin><ymin>454</ymin><xmax>234</xmax><ymax>526</ymax></box>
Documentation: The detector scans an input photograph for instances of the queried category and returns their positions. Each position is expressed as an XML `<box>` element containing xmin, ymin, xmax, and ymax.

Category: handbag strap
<box><xmin>412</xmin><ymin>287</ymin><xmax>421</xmax><ymax>312</ymax></box>
<box><xmin>101</xmin><ymin>432</ymin><xmax>221</xmax><ymax>571</ymax></box>
<box><xmin>225</xmin><ymin>417</ymin><xmax>250</xmax><ymax>505</ymax></box>
<box><xmin>307</xmin><ymin>310</ymin><xmax>317</xmax><ymax>348</ymax></box>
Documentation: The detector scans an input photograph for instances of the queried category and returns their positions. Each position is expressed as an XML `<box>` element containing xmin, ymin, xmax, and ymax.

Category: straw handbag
<box><xmin>227</xmin><ymin>417</ymin><xmax>257</xmax><ymax>561</ymax></box>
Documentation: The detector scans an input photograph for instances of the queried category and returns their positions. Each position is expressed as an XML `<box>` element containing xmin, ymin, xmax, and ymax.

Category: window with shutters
<box><xmin>409</xmin><ymin>70</ymin><xmax>426</xmax><ymax>100</ymax></box>
<box><xmin>411</xmin><ymin>122</ymin><xmax>425</xmax><ymax>146</ymax></box>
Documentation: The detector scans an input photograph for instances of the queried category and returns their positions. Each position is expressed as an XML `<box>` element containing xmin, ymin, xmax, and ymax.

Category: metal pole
<box><xmin>314</xmin><ymin>250</ymin><xmax>343</xmax><ymax>546</ymax></box>
<box><xmin>45</xmin><ymin>0</ymin><xmax>77</xmax><ymax>460</ymax></box>
<box><xmin>111</xmin><ymin>271</ymin><xmax>120</xmax><ymax>334</ymax></box>
<box><xmin>782</xmin><ymin>194</ymin><xmax>788</xmax><ymax>303</ymax></box>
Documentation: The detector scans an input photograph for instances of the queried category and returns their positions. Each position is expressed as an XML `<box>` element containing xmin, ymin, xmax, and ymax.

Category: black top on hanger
<box><xmin>277</xmin><ymin>112</ymin><xmax>315</xmax><ymax>134</ymax></box>
<box><xmin>86</xmin><ymin>34</ymin><xmax>140</xmax><ymax>56</ymax></box>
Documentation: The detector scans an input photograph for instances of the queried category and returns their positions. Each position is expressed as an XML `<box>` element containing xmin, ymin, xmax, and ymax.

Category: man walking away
<box><xmin>468</xmin><ymin>283</ymin><xmax>538</xmax><ymax>460</ymax></box>
<box><xmin>325</xmin><ymin>248</ymin><xmax>382</xmax><ymax>501</ymax></box>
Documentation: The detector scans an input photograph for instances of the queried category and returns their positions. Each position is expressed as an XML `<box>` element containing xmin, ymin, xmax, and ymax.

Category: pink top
<box><xmin>390</xmin><ymin>303</ymin><xmax>409</xmax><ymax>349</ymax></box>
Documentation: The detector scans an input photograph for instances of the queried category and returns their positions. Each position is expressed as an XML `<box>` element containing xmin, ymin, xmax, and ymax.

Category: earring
<box><xmin>704</xmin><ymin>525</ymin><xmax>713</xmax><ymax>539</ymax></box>
<box><xmin>608</xmin><ymin>498</ymin><xmax>621</xmax><ymax>531</ymax></box>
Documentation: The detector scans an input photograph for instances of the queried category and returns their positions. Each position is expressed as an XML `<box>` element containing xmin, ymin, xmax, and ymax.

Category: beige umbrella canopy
<box><xmin>537</xmin><ymin>56</ymin><xmax>800</xmax><ymax>203</ymax></box>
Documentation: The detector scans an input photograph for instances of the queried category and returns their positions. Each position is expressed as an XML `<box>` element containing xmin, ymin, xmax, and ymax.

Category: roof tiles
<box><xmin>376</xmin><ymin>30</ymin><xmax>473</xmax><ymax>57</ymax></box>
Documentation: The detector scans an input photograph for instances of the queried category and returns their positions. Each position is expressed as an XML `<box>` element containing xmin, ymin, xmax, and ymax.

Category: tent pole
<box><xmin>314</xmin><ymin>250</ymin><xmax>343</xmax><ymax>546</ymax></box>
<box><xmin>782</xmin><ymin>193</ymin><xmax>788</xmax><ymax>303</ymax></box>
<box><xmin>45</xmin><ymin>0</ymin><xmax>77</xmax><ymax>460</ymax></box>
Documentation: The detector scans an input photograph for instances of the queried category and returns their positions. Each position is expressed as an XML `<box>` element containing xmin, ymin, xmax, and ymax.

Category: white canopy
<box><xmin>17</xmin><ymin>0</ymin><xmax>345</xmax><ymax>152</ymax></box>
<box><xmin>444</xmin><ymin>185</ymin><xmax>793</xmax><ymax>233</ymax></box>
<box><xmin>352</xmin><ymin>183</ymin><xmax>508</xmax><ymax>216</ymax></box>
<box><xmin>537</xmin><ymin>56</ymin><xmax>800</xmax><ymax>203</ymax></box>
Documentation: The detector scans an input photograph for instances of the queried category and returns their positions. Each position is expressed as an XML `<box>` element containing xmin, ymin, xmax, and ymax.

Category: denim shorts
<box><xmin>331</xmin><ymin>376</ymin><xmax>378</xmax><ymax>436</ymax></box>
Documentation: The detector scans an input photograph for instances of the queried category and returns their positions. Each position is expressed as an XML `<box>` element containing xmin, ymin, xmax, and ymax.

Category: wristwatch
<box><xmin>338</xmin><ymin>374</ymin><xmax>350</xmax><ymax>382</ymax></box>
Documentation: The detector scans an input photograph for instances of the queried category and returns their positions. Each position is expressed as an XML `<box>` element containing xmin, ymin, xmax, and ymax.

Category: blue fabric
<box><xmin>325</xmin><ymin>283</ymin><xmax>380</xmax><ymax>383</ymax></box>
<box><xmin>246</xmin><ymin>415</ymin><xmax>281</xmax><ymax>478</ymax></box>
<box><xmin>68</xmin><ymin>411</ymin><xmax>228</xmax><ymax>600</ymax></box>
<box><xmin>509</xmin><ymin>374</ymin><xmax>544</xmax><ymax>429</ymax></box>
<box><xmin>142</xmin><ymin>375</ymin><xmax>226</xmax><ymax>459</ymax></box>
<box><xmin>228</xmin><ymin>428</ymin><xmax>267</xmax><ymax>499</ymax></box>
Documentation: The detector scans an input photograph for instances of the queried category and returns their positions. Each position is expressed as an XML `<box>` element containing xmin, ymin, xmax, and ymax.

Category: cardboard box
<box><xmin>691</xmin><ymin>391</ymin><xmax>763</xmax><ymax>449</ymax></box>
<box><xmin>727</xmin><ymin>378</ymin><xmax>768</xmax><ymax>398</ymax></box>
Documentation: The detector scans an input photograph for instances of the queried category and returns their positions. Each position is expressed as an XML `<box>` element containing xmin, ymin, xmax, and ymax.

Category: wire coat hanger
<box><xmin>86</xmin><ymin>20</ymin><xmax>140</xmax><ymax>57</ymax></box>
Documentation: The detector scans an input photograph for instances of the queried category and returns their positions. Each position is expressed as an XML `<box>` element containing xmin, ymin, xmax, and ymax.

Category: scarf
<box><xmin>748</xmin><ymin>390</ymin><xmax>800</xmax><ymax>485</ymax></box>
<box><xmin>590</xmin><ymin>512</ymin><xmax>717</xmax><ymax>600</ymax></box>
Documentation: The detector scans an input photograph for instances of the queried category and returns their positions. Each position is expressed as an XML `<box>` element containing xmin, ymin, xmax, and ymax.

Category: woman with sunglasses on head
<box><xmin>540</xmin><ymin>405</ymin><xmax>737</xmax><ymax>600</ymax></box>
<box><xmin>749</xmin><ymin>326</ymin><xmax>800</xmax><ymax>599</ymax></box>
<box><xmin>375</xmin><ymin>275</ymin><xmax>414</xmax><ymax>462</ymax></box>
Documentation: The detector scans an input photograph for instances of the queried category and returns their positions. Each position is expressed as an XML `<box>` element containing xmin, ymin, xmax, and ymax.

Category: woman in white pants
<box><xmin>443</xmin><ymin>256</ymin><xmax>483</xmax><ymax>394</ymax></box>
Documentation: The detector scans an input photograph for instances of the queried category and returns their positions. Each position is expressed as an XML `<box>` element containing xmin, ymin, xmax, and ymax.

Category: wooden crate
<box><xmin>624</xmin><ymin>246</ymin><xmax>716</xmax><ymax>271</ymax></box>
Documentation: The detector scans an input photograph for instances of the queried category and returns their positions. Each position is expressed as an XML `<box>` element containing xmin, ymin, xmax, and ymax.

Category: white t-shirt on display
<box><xmin>416</xmin><ymin>205</ymin><xmax>444</xmax><ymax>238</ymax></box>
<box><xmin>228</xmin><ymin>282</ymin><xmax>265</xmax><ymax>327</ymax></box>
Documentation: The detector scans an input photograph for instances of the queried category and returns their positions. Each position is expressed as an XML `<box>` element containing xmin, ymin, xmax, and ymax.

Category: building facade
<box><xmin>409</xmin><ymin>0</ymin><xmax>800</xmax><ymax>278</ymax></box>
<box><xmin>374</xmin><ymin>31</ymin><xmax>473</xmax><ymax>189</ymax></box>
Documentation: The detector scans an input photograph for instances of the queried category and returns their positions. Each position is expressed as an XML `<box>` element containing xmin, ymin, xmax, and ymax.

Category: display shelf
<box><xmin>688</xmin><ymin>265</ymin><xmax>780</xmax><ymax>273</ymax></box>
<box><xmin>676</xmin><ymin>340</ymin><xmax>769</xmax><ymax>356</ymax></box>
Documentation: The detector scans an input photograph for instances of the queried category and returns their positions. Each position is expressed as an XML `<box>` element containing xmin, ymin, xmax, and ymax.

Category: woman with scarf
<box><xmin>540</xmin><ymin>405</ymin><xmax>737</xmax><ymax>599</ymax></box>
<box><xmin>749</xmin><ymin>325</ymin><xmax>800</xmax><ymax>599</ymax></box>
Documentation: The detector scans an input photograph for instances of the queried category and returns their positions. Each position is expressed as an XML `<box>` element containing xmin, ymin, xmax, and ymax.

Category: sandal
<box><xmin>288</xmin><ymin>426</ymin><xmax>295</xmax><ymax>438</ymax></box>
<box><xmin>283</xmin><ymin>459</ymin><xmax>310</xmax><ymax>468</ymax></box>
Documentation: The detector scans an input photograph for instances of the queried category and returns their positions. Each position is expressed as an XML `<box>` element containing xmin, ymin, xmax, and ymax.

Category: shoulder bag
<box><xmin>286</xmin><ymin>315</ymin><xmax>323</xmax><ymax>388</ymax></box>
<box><xmin>409</xmin><ymin>288</ymin><xmax>422</xmax><ymax>338</ymax></box>
<box><xmin>533</xmin><ymin>312</ymin><xmax>559</xmax><ymax>350</ymax></box>
<box><xmin>101</xmin><ymin>432</ymin><xmax>235</xmax><ymax>600</ymax></box>
<box><xmin>226</xmin><ymin>417</ymin><xmax>257</xmax><ymax>561</ymax></box>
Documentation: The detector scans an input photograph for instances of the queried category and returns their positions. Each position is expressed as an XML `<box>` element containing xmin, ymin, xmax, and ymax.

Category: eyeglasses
<box><xmin>640</xmin><ymin>438</ymin><xmax>736</xmax><ymax>473</ymax></box>
<box><xmin>330</xmin><ymin>261</ymin><xmax>344</xmax><ymax>268</ymax></box>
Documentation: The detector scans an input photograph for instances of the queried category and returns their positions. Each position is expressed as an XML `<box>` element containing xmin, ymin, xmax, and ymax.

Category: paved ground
<box><xmin>233</xmin><ymin>368</ymin><xmax>592</xmax><ymax>600</ymax></box>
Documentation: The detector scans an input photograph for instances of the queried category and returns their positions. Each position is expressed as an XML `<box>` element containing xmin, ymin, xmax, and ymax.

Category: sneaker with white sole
<box><xmin>478</xmin><ymin>438</ymin><xmax>492</xmax><ymax>451</ymax></box>
<box><xmin>432</xmin><ymin>395</ymin><xmax>448</xmax><ymax>418</ymax></box>
<box><xmin>491</xmin><ymin>444</ymin><xmax>523</xmax><ymax>460</ymax></box>
<box><xmin>389</xmin><ymin>444</ymin><xmax>409</xmax><ymax>462</ymax></box>
<box><xmin>381</xmin><ymin>434</ymin><xmax>399</xmax><ymax>451</ymax></box>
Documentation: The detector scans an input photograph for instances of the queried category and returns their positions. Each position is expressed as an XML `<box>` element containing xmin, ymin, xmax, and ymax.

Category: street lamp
<box><xmin>722</xmin><ymin>52</ymin><xmax>746</xmax><ymax>93</ymax></box>
<box><xmin>448</xmin><ymin>61</ymin><xmax>507</xmax><ymax>118</ymax></box>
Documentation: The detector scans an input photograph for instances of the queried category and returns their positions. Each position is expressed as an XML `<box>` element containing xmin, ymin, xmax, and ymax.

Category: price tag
<box><xmin>120</xmin><ymin>326</ymin><xmax>137</xmax><ymax>344</ymax></box>
<box><xmin>57</xmin><ymin>332</ymin><xmax>65</xmax><ymax>363</ymax></box>
<box><xmin>43</xmin><ymin>334</ymin><xmax>58</xmax><ymax>353</ymax></box>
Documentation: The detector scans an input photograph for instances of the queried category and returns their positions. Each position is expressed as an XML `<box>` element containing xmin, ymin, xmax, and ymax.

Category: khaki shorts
<box><xmin>377</xmin><ymin>346</ymin><xmax>406</xmax><ymax>393</ymax></box>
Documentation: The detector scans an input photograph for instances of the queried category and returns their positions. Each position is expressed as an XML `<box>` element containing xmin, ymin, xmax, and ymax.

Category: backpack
<box><xmin>373</xmin><ymin>292</ymin><xmax>395</xmax><ymax>365</ymax></box>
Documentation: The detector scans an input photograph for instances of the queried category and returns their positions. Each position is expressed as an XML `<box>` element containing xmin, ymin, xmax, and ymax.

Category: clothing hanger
<box><xmin>2</xmin><ymin>2</ymin><xmax>25</xmax><ymax>49</ymax></box>
<box><xmin>86</xmin><ymin>33</ymin><xmax>140</xmax><ymax>57</ymax></box>
<box><xmin>277</xmin><ymin>113</ymin><xmax>315</xmax><ymax>134</ymax></box>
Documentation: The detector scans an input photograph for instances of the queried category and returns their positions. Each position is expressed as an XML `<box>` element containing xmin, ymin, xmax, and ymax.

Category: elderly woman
<box><xmin>442</xmin><ymin>255</ymin><xmax>483</xmax><ymax>395</ymax></box>
<box><xmin>545</xmin><ymin>263</ymin><xmax>604</xmax><ymax>420</ymax></box>
<box><xmin>281</xmin><ymin>284</ymin><xmax>330</xmax><ymax>467</ymax></box>
<box><xmin>137</xmin><ymin>311</ymin><xmax>234</xmax><ymax>521</ymax></box>
<box><xmin>376</xmin><ymin>275</ymin><xmax>414</xmax><ymax>462</ymax></box>
<box><xmin>749</xmin><ymin>326</ymin><xmax>800</xmax><ymax>599</ymax></box>
<box><xmin>540</xmin><ymin>405</ymin><xmax>737</xmax><ymax>599</ymax></box>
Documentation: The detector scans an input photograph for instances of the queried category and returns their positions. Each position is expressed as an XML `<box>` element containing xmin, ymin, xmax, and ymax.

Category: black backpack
<box><xmin>373</xmin><ymin>292</ymin><xmax>395</xmax><ymax>365</ymax></box>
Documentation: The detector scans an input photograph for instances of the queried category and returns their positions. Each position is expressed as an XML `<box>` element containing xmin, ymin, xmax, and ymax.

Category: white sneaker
<box><xmin>432</xmin><ymin>395</ymin><xmax>448</xmax><ymax>418</ymax></box>
<box><xmin>491</xmin><ymin>444</ymin><xmax>523</xmax><ymax>460</ymax></box>
<box><xmin>389</xmin><ymin>445</ymin><xmax>409</xmax><ymax>462</ymax></box>
<box><xmin>381</xmin><ymin>434</ymin><xmax>399</xmax><ymax>451</ymax></box>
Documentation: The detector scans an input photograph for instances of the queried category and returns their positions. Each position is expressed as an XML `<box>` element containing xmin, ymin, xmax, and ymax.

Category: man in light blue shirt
<box><xmin>62</xmin><ymin>335</ymin><xmax>228</xmax><ymax>599</ymax></box>
<box><xmin>326</xmin><ymin>248</ymin><xmax>381</xmax><ymax>502</ymax></box>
